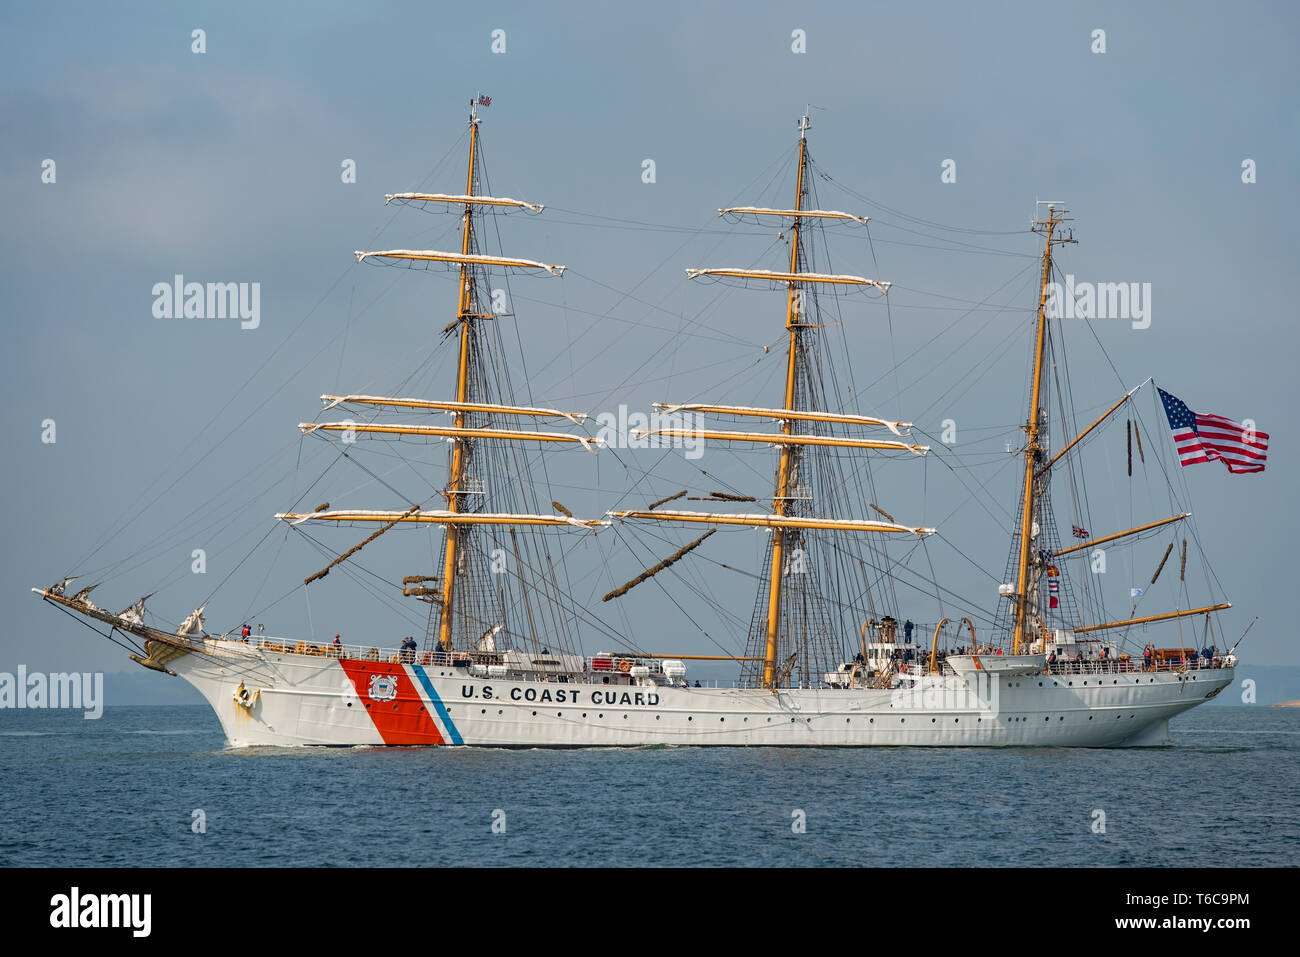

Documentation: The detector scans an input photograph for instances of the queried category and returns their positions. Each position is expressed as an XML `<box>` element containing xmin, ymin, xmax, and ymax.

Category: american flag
<box><xmin>1158</xmin><ymin>387</ymin><xmax>1267</xmax><ymax>474</ymax></box>
<box><xmin>477</xmin><ymin>94</ymin><xmax>492</xmax><ymax>107</ymax></box>
<box><xmin>1071</xmin><ymin>524</ymin><xmax>1089</xmax><ymax>539</ymax></box>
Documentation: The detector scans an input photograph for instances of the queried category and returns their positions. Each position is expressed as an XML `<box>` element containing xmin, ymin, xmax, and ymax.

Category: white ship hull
<box><xmin>177</xmin><ymin>640</ymin><xmax>1232</xmax><ymax>748</ymax></box>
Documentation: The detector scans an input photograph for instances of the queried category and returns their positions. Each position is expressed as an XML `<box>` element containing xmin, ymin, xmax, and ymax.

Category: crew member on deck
<box><xmin>400</xmin><ymin>636</ymin><xmax>417</xmax><ymax>664</ymax></box>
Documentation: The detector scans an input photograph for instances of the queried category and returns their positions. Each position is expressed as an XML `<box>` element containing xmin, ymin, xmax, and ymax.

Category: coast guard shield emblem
<box><xmin>368</xmin><ymin>673</ymin><xmax>399</xmax><ymax>702</ymax></box>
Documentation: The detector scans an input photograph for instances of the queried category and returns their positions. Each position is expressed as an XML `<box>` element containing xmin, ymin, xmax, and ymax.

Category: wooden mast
<box><xmin>438</xmin><ymin>101</ymin><xmax>481</xmax><ymax>651</ymax></box>
<box><xmin>1012</xmin><ymin>205</ymin><xmax>1074</xmax><ymax>654</ymax></box>
<box><xmin>762</xmin><ymin>114</ymin><xmax>810</xmax><ymax>689</ymax></box>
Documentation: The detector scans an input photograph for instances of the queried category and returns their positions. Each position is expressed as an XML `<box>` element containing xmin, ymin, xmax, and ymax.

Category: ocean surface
<box><xmin>1</xmin><ymin>704</ymin><xmax>1296</xmax><ymax>867</ymax></box>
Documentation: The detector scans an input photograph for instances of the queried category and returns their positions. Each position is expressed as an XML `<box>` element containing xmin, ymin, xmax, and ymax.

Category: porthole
<box><xmin>531</xmin><ymin>710</ymin><xmax>537</xmax><ymax>716</ymax></box>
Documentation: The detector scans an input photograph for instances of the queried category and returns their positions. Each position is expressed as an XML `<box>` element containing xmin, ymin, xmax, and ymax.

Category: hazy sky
<box><xmin>3</xmin><ymin>0</ymin><xmax>1297</xmax><ymax>683</ymax></box>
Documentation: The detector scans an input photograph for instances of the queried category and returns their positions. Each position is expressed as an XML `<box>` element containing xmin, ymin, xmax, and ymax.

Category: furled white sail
<box><xmin>654</xmin><ymin>402</ymin><xmax>911</xmax><ymax>436</ymax></box>
<box><xmin>629</xmin><ymin>426</ymin><xmax>927</xmax><ymax>454</ymax></box>
<box><xmin>49</xmin><ymin>576</ymin><xmax>75</xmax><ymax>597</ymax></box>
<box><xmin>299</xmin><ymin>420</ymin><xmax>603</xmax><ymax>453</ymax></box>
<box><xmin>717</xmin><ymin>206</ymin><xmax>868</xmax><ymax>224</ymax></box>
<box><xmin>70</xmin><ymin>583</ymin><xmax>99</xmax><ymax>609</ymax></box>
<box><xmin>685</xmin><ymin>267</ymin><xmax>890</xmax><ymax>290</ymax></box>
<box><xmin>277</xmin><ymin>509</ymin><xmax>607</xmax><ymax>530</ymax></box>
<box><xmin>479</xmin><ymin>624</ymin><xmax>504</xmax><ymax>652</ymax></box>
<box><xmin>319</xmin><ymin>394</ymin><xmax>587</xmax><ymax>424</ymax></box>
<box><xmin>608</xmin><ymin>508</ymin><xmax>935</xmax><ymax>536</ymax></box>
<box><xmin>176</xmin><ymin>605</ymin><xmax>206</xmax><ymax>638</ymax></box>
<box><xmin>118</xmin><ymin>596</ymin><xmax>148</xmax><ymax>627</ymax></box>
<box><xmin>385</xmin><ymin>193</ymin><xmax>544</xmax><ymax>213</ymax></box>
<box><xmin>355</xmin><ymin>249</ymin><xmax>566</xmax><ymax>276</ymax></box>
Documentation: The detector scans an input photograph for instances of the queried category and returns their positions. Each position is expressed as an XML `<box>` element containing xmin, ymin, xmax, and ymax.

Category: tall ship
<box><xmin>34</xmin><ymin>103</ymin><xmax>1241</xmax><ymax>746</ymax></box>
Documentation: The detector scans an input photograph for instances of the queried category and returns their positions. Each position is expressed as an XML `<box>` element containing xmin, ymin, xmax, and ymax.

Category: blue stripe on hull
<box><xmin>411</xmin><ymin>665</ymin><xmax>464</xmax><ymax>745</ymax></box>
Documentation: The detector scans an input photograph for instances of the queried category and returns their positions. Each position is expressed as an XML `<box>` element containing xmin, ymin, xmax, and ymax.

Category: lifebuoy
<box><xmin>617</xmin><ymin>659</ymin><xmax>632</xmax><ymax>673</ymax></box>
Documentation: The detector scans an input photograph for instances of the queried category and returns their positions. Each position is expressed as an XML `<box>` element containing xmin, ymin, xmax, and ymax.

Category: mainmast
<box><xmin>609</xmin><ymin>115</ymin><xmax>932</xmax><ymax>690</ymax></box>
<box><xmin>761</xmin><ymin>114</ymin><xmax>811</xmax><ymax>688</ymax></box>
<box><xmin>1011</xmin><ymin>205</ymin><xmax>1074</xmax><ymax>654</ymax></box>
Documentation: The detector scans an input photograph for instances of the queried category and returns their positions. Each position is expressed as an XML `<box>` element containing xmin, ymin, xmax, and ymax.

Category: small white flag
<box><xmin>1130</xmin><ymin>587</ymin><xmax>1144</xmax><ymax>598</ymax></box>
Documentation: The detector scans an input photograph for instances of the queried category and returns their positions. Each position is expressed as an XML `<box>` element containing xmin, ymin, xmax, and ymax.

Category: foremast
<box><xmin>440</xmin><ymin>103</ymin><xmax>481</xmax><ymax>651</ymax></box>
<box><xmin>282</xmin><ymin>100</ymin><xmax>602</xmax><ymax>655</ymax></box>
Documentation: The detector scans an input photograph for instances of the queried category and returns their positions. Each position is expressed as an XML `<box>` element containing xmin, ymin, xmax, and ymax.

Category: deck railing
<box><xmin>220</xmin><ymin>636</ymin><xmax>677</xmax><ymax>677</ymax></box>
<box><xmin>1045</xmin><ymin>656</ymin><xmax>1228</xmax><ymax>676</ymax></box>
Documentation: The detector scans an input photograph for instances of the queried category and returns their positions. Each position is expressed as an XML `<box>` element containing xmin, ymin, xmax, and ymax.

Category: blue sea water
<box><xmin>0</xmin><ymin>704</ymin><xmax>1296</xmax><ymax>867</ymax></box>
